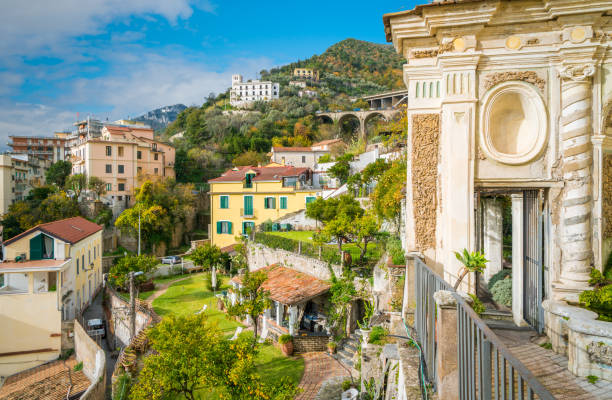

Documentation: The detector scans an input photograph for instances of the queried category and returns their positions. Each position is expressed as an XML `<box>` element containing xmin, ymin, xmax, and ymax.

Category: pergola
<box><xmin>230</xmin><ymin>264</ymin><xmax>330</xmax><ymax>336</ymax></box>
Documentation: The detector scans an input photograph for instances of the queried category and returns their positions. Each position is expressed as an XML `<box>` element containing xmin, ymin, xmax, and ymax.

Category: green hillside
<box><xmin>164</xmin><ymin>39</ymin><xmax>406</xmax><ymax>183</ymax></box>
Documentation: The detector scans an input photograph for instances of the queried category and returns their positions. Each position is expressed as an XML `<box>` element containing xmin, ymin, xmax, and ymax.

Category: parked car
<box><xmin>162</xmin><ymin>255</ymin><xmax>181</xmax><ymax>265</ymax></box>
<box><xmin>87</xmin><ymin>318</ymin><xmax>106</xmax><ymax>339</ymax></box>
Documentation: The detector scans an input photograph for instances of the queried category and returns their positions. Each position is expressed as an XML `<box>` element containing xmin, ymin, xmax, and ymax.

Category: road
<box><xmin>83</xmin><ymin>290</ymin><xmax>117</xmax><ymax>399</ymax></box>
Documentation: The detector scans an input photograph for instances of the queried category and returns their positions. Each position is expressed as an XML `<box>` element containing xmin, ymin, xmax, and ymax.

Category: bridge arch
<box><xmin>364</xmin><ymin>112</ymin><xmax>388</xmax><ymax>139</ymax></box>
<box><xmin>317</xmin><ymin>114</ymin><xmax>334</xmax><ymax>125</ymax></box>
<box><xmin>337</xmin><ymin>113</ymin><xmax>361</xmax><ymax>141</ymax></box>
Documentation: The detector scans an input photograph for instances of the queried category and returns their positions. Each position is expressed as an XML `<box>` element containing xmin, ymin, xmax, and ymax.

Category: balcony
<box><xmin>240</xmin><ymin>208</ymin><xmax>256</xmax><ymax>219</ymax></box>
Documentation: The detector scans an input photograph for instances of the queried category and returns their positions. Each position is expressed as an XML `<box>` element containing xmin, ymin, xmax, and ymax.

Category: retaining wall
<box><xmin>247</xmin><ymin>243</ymin><xmax>342</xmax><ymax>281</ymax></box>
<box><xmin>105</xmin><ymin>287</ymin><xmax>154</xmax><ymax>347</ymax></box>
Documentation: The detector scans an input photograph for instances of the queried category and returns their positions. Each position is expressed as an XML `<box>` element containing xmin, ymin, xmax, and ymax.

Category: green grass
<box><xmin>152</xmin><ymin>274</ymin><xmax>240</xmax><ymax>335</ymax></box>
<box><xmin>150</xmin><ymin>274</ymin><xmax>304</xmax><ymax>399</ymax></box>
<box><xmin>267</xmin><ymin>230</ymin><xmax>383</xmax><ymax>264</ymax></box>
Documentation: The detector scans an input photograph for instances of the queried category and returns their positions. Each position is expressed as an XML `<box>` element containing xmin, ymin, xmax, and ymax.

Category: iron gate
<box><xmin>523</xmin><ymin>190</ymin><xmax>544</xmax><ymax>333</ymax></box>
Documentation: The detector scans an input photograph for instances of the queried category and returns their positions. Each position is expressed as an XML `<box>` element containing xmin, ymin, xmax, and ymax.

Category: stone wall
<box><xmin>292</xmin><ymin>335</ymin><xmax>329</xmax><ymax>353</ymax></box>
<box><xmin>61</xmin><ymin>320</ymin><xmax>75</xmax><ymax>351</ymax></box>
<box><xmin>411</xmin><ymin>114</ymin><xmax>440</xmax><ymax>251</ymax></box>
<box><xmin>74</xmin><ymin>320</ymin><xmax>106</xmax><ymax>400</ymax></box>
<box><xmin>105</xmin><ymin>287</ymin><xmax>154</xmax><ymax>347</ymax></box>
<box><xmin>603</xmin><ymin>154</ymin><xmax>612</xmax><ymax>240</ymax></box>
<box><xmin>247</xmin><ymin>243</ymin><xmax>342</xmax><ymax>281</ymax></box>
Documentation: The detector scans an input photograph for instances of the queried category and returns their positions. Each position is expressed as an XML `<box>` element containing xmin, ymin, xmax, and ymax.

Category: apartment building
<box><xmin>209</xmin><ymin>165</ymin><xmax>319</xmax><ymax>248</ymax></box>
<box><xmin>269</xmin><ymin>139</ymin><xmax>344</xmax><ymax>168</ymax></box>
<box><xmin>230</xmin><ymin>74</ymin><xmax>280</xmax><ymax>107</ymax></box>
<box><xmin>0</xmin><ymin>154</ymin><xmax>52</xmax><ymax>215</ymax></box>
<box><xmin>8</xmin><ymin>133</ymin><xmax>70</xmax><ymax>162</ymax></box>
<box><xmin>0</xmin><ymin>217</ymin><xmax>103</xmax><ymax>376</ymax></box>
<box><xmin>293</xmin><ymin>68</ymin><xmax>319</xmax><ymax>81</ymax></box>
<box><xmin>69</xmin><ymin>124</ymin><xmax>175</xmax><ymax>213</ymax></box>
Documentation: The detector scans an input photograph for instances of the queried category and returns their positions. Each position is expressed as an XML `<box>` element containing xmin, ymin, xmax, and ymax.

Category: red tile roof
<box><xmin>0</xmin><ymin>357</ymin><xmax>90</xmax><ymax>400</ymax></box>
<box><xmin>231</xmin><ymin>264</ymin><xmax>330</xmax><ymax>305</ymax></box>
<box><xmin>4</xmin><ymin>217</ymin><xmax>102</xmax><ymax>245</ymax></box>
<box><xmin>208</xmin><ymin>165</ymin><xmax>310</xmax><ymax>183</ymax></box>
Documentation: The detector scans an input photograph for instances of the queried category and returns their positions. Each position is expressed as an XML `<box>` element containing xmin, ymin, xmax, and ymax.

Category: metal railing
<box><xmin>413</xmin><ymin>257</ymin><xmax>555</xmax><ymax>400</ymax></box>
<box><xmin>414</xmin><ymin>257</ymin><xmax>452</xmax><ymax>386</ymax></box>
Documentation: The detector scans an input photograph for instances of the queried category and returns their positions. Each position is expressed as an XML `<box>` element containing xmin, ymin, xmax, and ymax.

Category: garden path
<box><xmin>145</xmin><ymin>275</ymin><xmax>192</xmax><ymax>305</ymax></box>
<box><xmin>295</xmin><ymin>352</ymin><xmax>350</xmax><ymax>400</ymax></box>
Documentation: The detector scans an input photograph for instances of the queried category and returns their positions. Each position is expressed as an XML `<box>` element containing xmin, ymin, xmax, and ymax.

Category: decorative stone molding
<box><xmin>483</xmin><ymin>71</ymin><xmax>545</xmax><ymax>91</ymax></box>
<box><xmin>505</xmin><ymin>36</ymin><xmax>523</xmax><ymax>50</ymax></box>
<box><xmin>479</xmin><ymin>81</ymin><xmax>548</xmax><ymax>165</ymax></box>
<box><xmin>411</xmin><ymin>48</ymin><xmax>438</xmax><ymax>59</ymax></box>
<box><xmin>542</xmin><ymin>300</ymin><xmax>612</xmax><ymax>381</ymax></box>
<box><xmin>411</xmin><ymin>114</ymin><xmax>440</xmax><ymax>251</ymax></box>
<box><xmin>559</xmin><ymin>63</ymin><xmax>595</xmax><ymax>82</ymax></box>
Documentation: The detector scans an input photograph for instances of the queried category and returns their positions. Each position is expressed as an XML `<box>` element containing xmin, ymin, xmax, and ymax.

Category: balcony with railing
<box><xmin>240</xmin><ymin>208</ymin><xmax>256</xmax><ymax>219</ymax></box>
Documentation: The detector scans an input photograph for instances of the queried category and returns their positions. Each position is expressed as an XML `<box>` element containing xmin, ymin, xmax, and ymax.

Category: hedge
<box><xmin>253</xmin><ymin>232</ymin><xmax>341</xmax><ymax>265</ymax></box>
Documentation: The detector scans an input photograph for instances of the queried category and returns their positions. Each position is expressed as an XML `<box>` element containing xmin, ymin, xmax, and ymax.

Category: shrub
<box><xmin>488</xmin><ymin>269</ymin><xmax>512</xmax><ymax>291</ymax></box>
<box><xmin>73</xmin><ymin>361</ymin><xmax>83</xmax><ymax>372</ymax></box>
<box><xmin>386</xmin><ymin>236</ymin><xmax>405</xmax><ymax>265</ymax></box>
<box><xmin>342</xmin><ymin>380</ymin><xmax>353</xmax><ymax>391</ymax></box>
<box><xmin>204</xmin><ymin>272</ymin><xmax>220</xmax><ymax>292</ymax></box>
<box><xmin>368</xmin><ymin>326</ymin><xmax>387</xmax><ymax>344</ymax></box>
<box><xmin>469</xmin><ymin>294</ymin><xmax>485</xmax><ymax>316</ymax></box>
<box><xmin>579</xmin><ymin>284</ymin><xmax>612</xmax><ymax>319</ymax></box>
<box><xmin>278</xmin><ymin>334</ymin><xmax>293</xmax><ymax>344</ymax></box>
<box><xmin>491</xmin><ymin>279</ymin><xmax>512</xmax><ymax>307</ymax></box>
<box><xmin>318</xmin><ymin>154</ymin><xmax>332</xmax><ymax>163</ymax></box>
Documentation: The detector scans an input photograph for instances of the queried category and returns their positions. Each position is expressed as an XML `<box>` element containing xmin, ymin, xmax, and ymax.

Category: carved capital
<box><xmin>559</xmin><ymin>63</ymin><xmax>595</xmax><ymax>82</ymax></box>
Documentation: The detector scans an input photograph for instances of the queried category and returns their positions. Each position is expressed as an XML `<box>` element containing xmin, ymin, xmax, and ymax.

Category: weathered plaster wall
<box><xmin>105</xmin><ymin>287</ymin><xmax>152</xmax><ymax>347</ymax></box>
<box><xmin>74</xmin><ymin>320</ymin><xmax>106</xmax><ymax>400</ymax></box>
<box><xmin>602</xmin><ymin>154</ymin><xmax>612</xmax><ymax>240</ymax></box>
<box><xmin>411</xmin><ymin>114</ymin><xmax>439</xmax><ymax>252</ymax></box>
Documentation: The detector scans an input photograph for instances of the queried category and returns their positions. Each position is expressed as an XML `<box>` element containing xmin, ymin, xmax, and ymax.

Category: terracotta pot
<box><xmin>280</xmin><ymin>341</ymin><xmax>294</xmax><ymax>356</ymax></box>
<box><xmin>327</xmin><ymin>344</ymin><xmax>337</xmax><ymax>354</ymax></box>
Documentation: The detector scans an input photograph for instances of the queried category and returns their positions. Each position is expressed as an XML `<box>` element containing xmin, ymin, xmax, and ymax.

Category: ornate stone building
<box><xmin>385</xmin><ymin>0</ymin><xmax>612</xmax><ymax>328</ymax></box>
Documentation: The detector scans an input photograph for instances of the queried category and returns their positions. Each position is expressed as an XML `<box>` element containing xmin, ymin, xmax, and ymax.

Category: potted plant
<box><xmin>357</xmin><ymin>300</ymin><xmax>374</xmax><ymax>348</ymax></box>
<box><xmin>327</xmin><ymin>340</ymin><xmax>337</xmax><ymax>354</ymax></box>
<box><xmin>278</xmin><ymin>334</ymin><xmax>293</xmax><ymax>356</ymax></box>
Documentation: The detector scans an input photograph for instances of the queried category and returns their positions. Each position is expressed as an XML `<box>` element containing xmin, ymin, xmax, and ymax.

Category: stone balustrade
<box><xmin>542</xmin><ymin>300</ymin><xmax>612</xmax><ymax>381</ymax></box>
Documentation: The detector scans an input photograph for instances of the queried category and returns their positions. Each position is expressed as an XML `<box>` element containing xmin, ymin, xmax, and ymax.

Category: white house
<box><xmin>230</xmin><ymin>75</ymin><xmax>280</xmax><ymax>107</ymax></box>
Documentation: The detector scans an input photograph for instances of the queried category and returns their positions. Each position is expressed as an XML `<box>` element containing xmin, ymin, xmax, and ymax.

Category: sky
<box><xmin>0</xmin><ymin>0</ymin><xmax>417</xmax><ymax>141</ymax></box>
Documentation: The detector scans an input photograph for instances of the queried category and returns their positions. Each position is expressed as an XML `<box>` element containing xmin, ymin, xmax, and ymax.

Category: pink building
<box><xmin>70</xmin><ymin>125</ymin><xmax>175</xmax><ymax>212</ymax></box>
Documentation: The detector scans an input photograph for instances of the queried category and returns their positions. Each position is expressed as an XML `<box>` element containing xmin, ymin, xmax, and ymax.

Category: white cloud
<box><xmin>0</xmin><ymin>0</ymin><xmax>215</xmax><ymax>56</ymax></box>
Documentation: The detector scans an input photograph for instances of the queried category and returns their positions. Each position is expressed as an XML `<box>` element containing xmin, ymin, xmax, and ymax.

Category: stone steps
<box><xmin>481</xmin><ymin>309</ymin><xmax>513</xmax><ymax>322</ymax></box>
<box><xmin>333</xmin><ymin>332</ymin><xmax>362</xmax><ymax>370</ymax></box>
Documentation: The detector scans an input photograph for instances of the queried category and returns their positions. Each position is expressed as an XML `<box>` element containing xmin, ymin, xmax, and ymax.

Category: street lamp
<box><xmin>129</xmin><ymin>271</ymin><xmax>144</xmax><ymax>339</ymax></box>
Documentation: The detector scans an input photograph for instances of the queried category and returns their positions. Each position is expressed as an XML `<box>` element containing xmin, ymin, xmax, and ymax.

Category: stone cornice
<box><xmin>384</xmin><ymin>0</ymin><xmax>612</xmax><ymax>53</ymax></box>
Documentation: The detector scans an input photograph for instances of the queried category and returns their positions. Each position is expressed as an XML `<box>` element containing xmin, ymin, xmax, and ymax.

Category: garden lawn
<box><xmin>152</xmin><ymin>274</ymin><xmax>240</xmax><ymax>336</ymax></box>
<box><xmin>137</xmin><ymin>273</ymin><xmax>193</xmax><ymax>301</ymax></box>
<box><xmin>150</xmin><ymin>274</ymin><xmax>304</xmax><ymax>399</ymax></box>
<box><xmin>267</xmin><ymin>230</ymin><xmax>382</xmax><ymax>263</ymax></box>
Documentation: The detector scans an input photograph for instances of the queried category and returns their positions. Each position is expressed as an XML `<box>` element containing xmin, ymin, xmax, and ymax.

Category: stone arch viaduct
<box><xmin>316</xmin><ymin>89</ymin><xmax>408</xmax><ymax>138</ymax></box>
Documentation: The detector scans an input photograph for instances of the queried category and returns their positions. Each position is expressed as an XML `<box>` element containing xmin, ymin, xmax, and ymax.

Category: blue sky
<box><xmin>0</xmin><ymin>0</ymin><xmax>416</xmax><ymax>139</ymax></box>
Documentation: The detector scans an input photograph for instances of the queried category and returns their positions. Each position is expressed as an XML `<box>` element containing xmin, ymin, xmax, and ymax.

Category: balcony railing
<box><xmin>413</xmin><ymin>257</ymin><xmax>554</xmax><ymax>399</ymax></box>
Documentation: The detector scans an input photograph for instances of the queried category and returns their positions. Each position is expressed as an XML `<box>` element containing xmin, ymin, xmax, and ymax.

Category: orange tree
<box><xmin>370</xmin><ymin>158</ymin><xmax>406</xmax><ymax>234</ymax></box>
<box><xmin>129</xmin><ymin>314</ymin><xmax>300</xmax><ymax>400</ymax></box>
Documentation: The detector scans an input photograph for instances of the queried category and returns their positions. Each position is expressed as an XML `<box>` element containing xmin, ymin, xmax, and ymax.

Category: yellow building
<box><xmin>209</xmin><ymin>165</ymin><xmax>319</xmax><ymax>248</ymax></box>
<box><xmin>293</xmin><ymin>68</ymin><xmax>319</xmax><ymax>81</ymax></box>
<box><xmin>0</xmin><ymin>217</ymin><xmax>103</xmax><ymax>377</ymax></box>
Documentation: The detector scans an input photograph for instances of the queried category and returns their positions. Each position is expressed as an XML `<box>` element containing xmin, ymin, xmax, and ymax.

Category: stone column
<box><xmin>558</xmin><ymin>63</ymin><xmax>596</xmax><ymax>293</ymax></box>
<box><xmin>433</xmin><ymin>290</ymin><xmax>460</xmax><ymax>400</ymax></box>
<box><xmin>482</xmin><ymin>198</ymin><xmax>503</xmax><ymax>284</ymax></box>
<box><xmin>511</xmin><ymin>194</ymin><xmax>527</xmax><ymax>327</ymax></box>
<box><xmin>288</xmin><ymin>305</ymin><xmax>297</xmax><ymax>335</ymax></box>
<box><xmin>276</xmin><ymin>301</ymin><xmax>283</xmax><ymax>326</ymax></box>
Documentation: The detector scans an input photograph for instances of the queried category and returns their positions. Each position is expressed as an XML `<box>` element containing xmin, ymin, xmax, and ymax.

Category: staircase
<box><xmin>334</xmin><ymin>332</ymin><xmax>361</xmax><ymax>369</ymax></box>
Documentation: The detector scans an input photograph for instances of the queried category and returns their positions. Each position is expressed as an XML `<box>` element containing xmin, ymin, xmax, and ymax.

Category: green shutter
<box><xmin>271</xmin><ymin>197</ymin><xmax>276</xmax><ymax>209</ymax></box>
<box><xmin>216</xmin><ymin>221</ymin><xmax>222</xmax><ymax>234</ymax></box>
<box><xmin>280</xmin><ymin>197</ymin><xmax>287</xmax><ymax>209</ymax></box>
<box><xmin>228</xmin><ymin>222</ymin><xmax>233</xmax><ymax>234</ymax></box>
<box><xmin>244</xmin><ymin>196</ymin><xmax>253</xmax><ymax>215</ymax></box>
<box><xmin>30</xmin><ymin>234</ymin><xmax>43</xmax><ymax>260</ymax></box>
